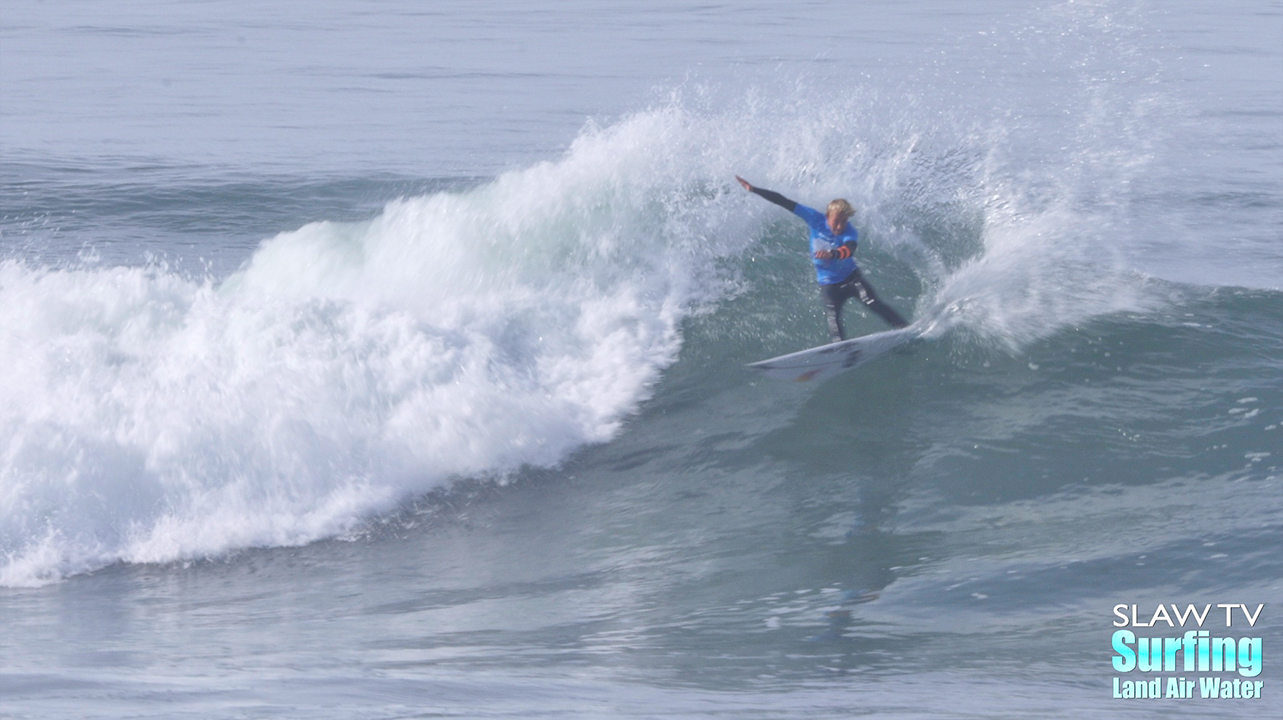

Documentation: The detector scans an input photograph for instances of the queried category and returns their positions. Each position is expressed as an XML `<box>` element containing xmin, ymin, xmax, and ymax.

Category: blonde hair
<box><xmin>827</xmin><ymin>199</ymin><xmax>855</xmax><ymax>219</ymax></box>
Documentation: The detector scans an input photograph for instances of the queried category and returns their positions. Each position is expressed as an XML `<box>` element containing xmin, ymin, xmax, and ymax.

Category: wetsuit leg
<box><xmin>820</xmin><ymin>281</ymin><xmax>854</xmax><ymax>342</ymax></box>
<box><xmin>849</xmin><ymin>268</ymin><xmax>909</xmax><ymax>329</ymax></box>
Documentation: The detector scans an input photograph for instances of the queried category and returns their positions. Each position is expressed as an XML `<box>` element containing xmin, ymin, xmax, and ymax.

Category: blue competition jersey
<box><xmin>794</xmin><ymin>204</ymin><xmax>858</xmax><ymax>285</ymax></box>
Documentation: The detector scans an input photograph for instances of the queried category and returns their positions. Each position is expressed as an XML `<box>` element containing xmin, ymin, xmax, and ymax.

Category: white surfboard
<box><xmin>747</xmin><ymin>326</ymin><xmax>918</xmax><ymax>383</ymax></box>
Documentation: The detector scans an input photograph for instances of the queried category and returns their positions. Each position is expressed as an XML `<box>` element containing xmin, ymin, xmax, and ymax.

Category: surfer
<box><xmin>736</xmin><ymin>176</ymin><xmax>909</xmax><ymax>341</ymax></box>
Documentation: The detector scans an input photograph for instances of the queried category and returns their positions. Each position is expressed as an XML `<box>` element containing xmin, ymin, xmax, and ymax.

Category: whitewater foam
<box><xmin>1</xmin><ymin>58</ymin><xmax>1182</xmax><ymax>584</ymax></box>
<box><xmin>0</xmin><ymin>110</ymin><xmax>755</xmax><ymax>585</ymax></box>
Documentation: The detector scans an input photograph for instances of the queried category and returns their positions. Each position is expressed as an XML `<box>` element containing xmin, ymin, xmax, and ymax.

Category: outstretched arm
<box><xmin>736</xmin><ymin>176</ymin><xmax>797</xmax><ymax>213</ymax></box>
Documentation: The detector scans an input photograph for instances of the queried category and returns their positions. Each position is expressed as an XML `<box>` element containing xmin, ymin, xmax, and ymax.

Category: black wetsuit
<box><xmin>748</xmin><ymin>186</ymin><xmax>909</xmax><ymax>342</ymax></box>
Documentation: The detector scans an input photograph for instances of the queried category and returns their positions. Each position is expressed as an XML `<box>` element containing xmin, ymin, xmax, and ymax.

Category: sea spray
<box><xmin>1</xmin><ymin>67</ymin><xmax>1175</xmax><ymax>585</ymax></box>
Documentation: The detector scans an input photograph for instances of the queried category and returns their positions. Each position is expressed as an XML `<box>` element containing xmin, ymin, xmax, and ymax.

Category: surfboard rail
<box><xmin>747</xmin><ymin>326</ymin><xmax>918</xmax><ymax>383</ymax></box>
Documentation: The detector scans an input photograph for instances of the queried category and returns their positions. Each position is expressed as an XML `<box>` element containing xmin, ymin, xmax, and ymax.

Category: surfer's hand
<box><xmin>735</xmin><ymin>175</ymin><xmax>753</xmax><ymax>192</ymax></box>
<box><xmin>814</xmin><ymin>249</ymin><xmax>835</xmax><ymax>260</ymax></box>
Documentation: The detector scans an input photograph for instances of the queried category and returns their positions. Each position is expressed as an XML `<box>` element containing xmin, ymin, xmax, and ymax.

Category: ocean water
<box><xmin>1</xmin><ymin>0</ymin><xmax>1280</xmax><ymax>717</ymax></box>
